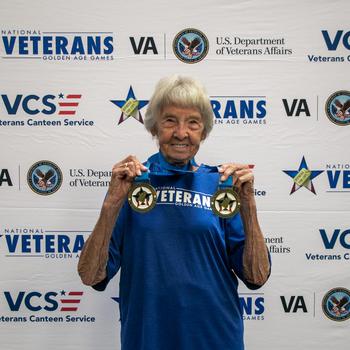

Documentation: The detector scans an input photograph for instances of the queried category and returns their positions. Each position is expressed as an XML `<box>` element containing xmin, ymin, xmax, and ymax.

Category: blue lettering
<box><xmin>340</xmin><ymin>230</ymin><xmax>350</xmax><ymax>249</ymax></box>
<box><xmin>343</xmin><ymin>171</ymin><xmax>350</xmax><ymax>188</ymax></box>
<box><xmin>44</xmin><ymin>292</ymin><xmax>58</xmax><ymax>311</ymax></box>
<box><xmin>46</xmin><ymin>235</ymin><xmax>55</xmax><ymax>253</ymax></box>
<box><xmin>43</xmin><ymin>36</ymin><xmax>53</xmax><ymax>54</ymax></box>
<box><xmin>224</xmin><ymin>100</ymin><xmax>238</xmax><ymax>118</ymax></box>
<box><xmin>87</xmin><ymin>36</ymin><xmax>101</xmax><ymax>54</ymax></box>
<box><xmin>5</xmin><ymin>235</ymin><xmax>19</xmax><ymax>253</ymax></box>
<box><xmin>256</xmin><ymin>100</ymin><xmax>266</xmax><ymax>118</ymax></box>
<box><xmin>25</xmin><ymin>292</ymin><xmax>42</xmax><ymax>311</ymax></box>
<box><xmin>73</xmin><ymin>235</ymin><xmax>85</xmax><ymax>253</ymax></box>
<box><xmin>55</xmin><ymin>36</ymin><xmax>68</xmax><ymax>54</ymax></box>
<box><xmin>240</xmin><ymin>100</ymin><xmax>254</xmax><ymax>118</ymax></box>
<box><xmin>2</xmin><ymin>36</ymin><xmax>16</xmax><ymax>54</ymax></box>
<box><xmin>32</xmin><ymin>235</ymin><xmax>44</xmax><ymax>252</ymax></box>
<box><xmin>240</xmin><ymin>297</ymin><xmax>252</xmax><ymax>314</ymax></box>
<box><xmin>4</xmin><ymin>291</ymin><xmax>25</xmax><ymax>311</ymax></box>
<box><xmin>30</xmin><ymin>36</ymin><xmax>40</xmax><ymax>54</ymax></box>
<box><xmin>58</xmin><ymin>235</ymin><xmax>70</xmax><ymax>253</ymax></box>
<box><xmin>18</xmin><ymin>36</ymin><xmax>29</xmax><ymax>54</ymax></box>
<box><xmin>320</xmin><ymin>229</ymin><xmax>340</xmax><ymax>249</ymax></box>
<box><xmin>1</xmin><ymin>94</ymin><xmax>22</xmax><ymax>115</ymax></box>
<box><xmin>255</xmin><ymin>297</ymin><xmax>265</xmax><ymax>315</ymax></box>
<box><xmin>327</xmin><ymin>170</ymin><xmax>341</xmax><ymax>188</ymax></box>
<box><xmin>71</xmin><ymin>37</ymin><xmax>85</xmax><ymax>54</ymax></box>
<box><xmin>22</xmin><ymin>95</ymin><xmax>40</xmax><ymax>115</ymax></box>
<box><xmin>210</xmin><ymin>100</ymin><xmax>221</xmax><ymax>118</ymax></box>
<box><xmin>322</xmin><ymin>30</ymin><xmax>343</xmax><ymax>51</ymax></box>
<box><xmin>42</xmin><ymin>95</ymin><xmax>56</xmax><ymax>115</ymax></box>
<box><xmin>103</xmin><ymin>36</ymin><xmax>114</xmax><ymax>54</ymax></box>
<box><xmin>21</xmin><ymin>235</ymin><xmax>31</xmax><ymax>253</ymax></box>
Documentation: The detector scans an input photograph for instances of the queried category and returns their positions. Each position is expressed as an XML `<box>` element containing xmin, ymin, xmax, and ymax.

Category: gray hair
<box><xmin>144</xmin><ymin>75</ymin><xmax>213</xmax><ymax>139</ymax></box>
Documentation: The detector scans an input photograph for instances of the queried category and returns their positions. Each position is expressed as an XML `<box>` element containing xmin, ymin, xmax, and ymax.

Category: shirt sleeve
<box><xmin>92</xmin><ymin>202</ymin><xmax>128</xmax><ymax>291</ymax></box>
<box><xmin>224</xmin><ymin>214</ymin><xmax>271</xmax><ymax>290</ymax></box>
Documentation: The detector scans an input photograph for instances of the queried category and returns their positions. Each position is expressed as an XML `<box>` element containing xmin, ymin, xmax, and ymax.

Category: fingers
<box><xmin>218</xmin><ymin>163</ymin><xmax>254</xmax><ymax>188</ymax></box>
<box><xmin>112</xmin><ymin>155</ymin><xmax>148</xmax><ymax>182</ymax></box>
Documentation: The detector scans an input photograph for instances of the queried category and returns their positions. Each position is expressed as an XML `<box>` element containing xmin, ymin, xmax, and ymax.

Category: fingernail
<box><xmin>248</xmin><ymin>164</ymin><xmax>255</xmax><ymax>169</ymax></box>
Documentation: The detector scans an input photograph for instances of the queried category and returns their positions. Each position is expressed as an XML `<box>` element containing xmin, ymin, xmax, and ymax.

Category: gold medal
<box><xmin>128</xmin><ymin>182</ymin><xmax>157</xmax><ymax>213</ymax></box>
<box><xmin>211</xmin><ymin>187</ymin><xmax>240</xmax><ymax>218</ymax></box>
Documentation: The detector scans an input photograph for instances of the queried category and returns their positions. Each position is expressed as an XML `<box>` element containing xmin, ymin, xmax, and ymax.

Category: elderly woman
<box><xmin>78</xmin><ymin>76</ymin><xmax>270</xmax><ymax>350</ymax></box>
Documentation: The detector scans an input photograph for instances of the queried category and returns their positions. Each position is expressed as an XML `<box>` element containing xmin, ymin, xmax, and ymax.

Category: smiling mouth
<box><xmin>171</xmin><ymin>144</ymin><xmax>189</xmax><ymax>149</ymax></box>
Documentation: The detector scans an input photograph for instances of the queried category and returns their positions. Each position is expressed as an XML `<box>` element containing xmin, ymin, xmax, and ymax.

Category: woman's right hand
<box><xmin>104</xmin><ymin>155</ymin><xmax>148</xmax><ymax>207</ymax></box>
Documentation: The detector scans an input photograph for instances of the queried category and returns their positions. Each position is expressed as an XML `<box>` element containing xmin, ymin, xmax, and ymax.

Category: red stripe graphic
<box><xmin>61</xmin><ymin>307</ymin><xmax>78</xmax><ymax>312</ymax></box>
<box><xmin>60</xmin><ymin>291</ymin><xmax>83</xmax><ymax>312</ymax></box>
<box><xmin>58</xmin><ymin>94</ymin><xmax>81</xmax><ymax>116</ymax></box>
<box><xmin>58</xmin><ymin>102</ymin><xmax>79</xmax><ymax>107</ymax></box>
<box><xmin>68</xmin><ymin>292</ymin><xmax>84</xmax><ymax>296</ymax></box>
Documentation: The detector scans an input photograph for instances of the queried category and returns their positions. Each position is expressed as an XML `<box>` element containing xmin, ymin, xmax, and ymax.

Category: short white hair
<box><xmin>145</xmin><ymin>75</ymin><xmax>213</xmax><ymax>139</ymax></box>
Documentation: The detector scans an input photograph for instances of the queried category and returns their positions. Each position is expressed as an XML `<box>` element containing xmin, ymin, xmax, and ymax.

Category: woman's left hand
<box><xmin>218</xmin><ymin>163</ymin><xmax>255</xmax><ymax>201</ymax></box>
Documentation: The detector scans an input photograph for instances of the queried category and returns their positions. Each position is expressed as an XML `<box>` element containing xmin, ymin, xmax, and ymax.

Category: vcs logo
<box><xmin>322</xmin><ymin>30</ymin><xmax>350</xmax><ymax>51</ymax></box>
<box><xmin>1</xmin><ymin>93</ymin><xmax>81</xmax><ymax>115</ymax></box>
<box><xmin>3</xmin><ymin>290</ymin><xmax>83</xmax><ymax>312</ymax></box>
<box><xmin>239</xmin><ymin>294</ymin><xmax>264</xmax><ymax>320</ymax></box>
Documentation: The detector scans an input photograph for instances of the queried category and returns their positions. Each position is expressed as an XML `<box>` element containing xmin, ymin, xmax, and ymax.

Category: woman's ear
<box><xmin>150</xmin><ymin>125</ymin><xmax>158</xmax><ymax>137</ymax></box>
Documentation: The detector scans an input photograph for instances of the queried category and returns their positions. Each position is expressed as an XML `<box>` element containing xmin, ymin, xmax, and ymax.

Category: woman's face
<box><xmin>154</xmin><ymin>105</ymin><xmax>205</xmax><ymax>166</ymax></box>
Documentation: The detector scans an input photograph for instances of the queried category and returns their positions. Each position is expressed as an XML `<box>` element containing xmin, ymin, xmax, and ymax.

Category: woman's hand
<box><xmin>105</xmin><ymin>155</ymin><xmax>148</xmax><ymax>206</ymax></box>
<box><xmin>218</xmin><ymin>163</ymin><xmax>255</xmax><ymax>203</ymax></box>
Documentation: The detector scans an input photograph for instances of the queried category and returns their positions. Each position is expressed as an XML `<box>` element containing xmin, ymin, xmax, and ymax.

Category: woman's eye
<box><xmin>163</xmin><ymin>118</ymin><xmax>176</xmax><ymax>126</ymax></box>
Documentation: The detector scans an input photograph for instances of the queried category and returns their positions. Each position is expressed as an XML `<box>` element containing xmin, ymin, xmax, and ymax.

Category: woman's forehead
<box><xmin>160</xmin><ymin>104</ymin><xmax>202</xmax><ymax>117</ymax></box>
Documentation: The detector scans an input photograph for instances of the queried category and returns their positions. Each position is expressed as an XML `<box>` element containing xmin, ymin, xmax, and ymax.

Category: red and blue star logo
<box><xmin>283</xmin><ymin>156</ymin><xmax>324</xmax><ymax>195</ymax></box>
<box><xmin>111</xmin><ymin>86</ymin><xmax>148</xmax><ymax>125</ymax></box>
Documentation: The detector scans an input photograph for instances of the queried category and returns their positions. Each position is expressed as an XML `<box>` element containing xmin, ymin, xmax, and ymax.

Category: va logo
<box><xmin>129</xmin><ymin>37</ymin><xmax>158</xmax><ymax>55</ymax></box>
<box><xmin>321</xmin><ymin>30</ymin><xmax>350</xmax><ymax>51</ymax></box>
<box><xmin>280</xmin><ymin>296</ymin><xmax>308</xmax><ymax>313</ymax></box>
<box><xmin>173</xmin><ymin>28</ymin><xmax>209</xmax><ymax>63</ymax></box>
<box><xmin>322</xmin><ymin>288</ymin><xmax>350</xmax><ymax>321</ymax></box>
<box><xmin>282</xmin><ymin>99</ymin><xmax>310</xmax><ymax>117</ymax></box>
<box><xmin>0</xmin><ymin>169</ymin><xmax>13</xmax><ymax>186</ymax></box>
<box><xmin>319</xmin><ymin>229</ymin><xmax>350</xmax><ymax>249</ymax></box>
<box><xmin>27</xmin><ymin>160</ymin><xmax>63</xmax><ymax>195</ymax></box>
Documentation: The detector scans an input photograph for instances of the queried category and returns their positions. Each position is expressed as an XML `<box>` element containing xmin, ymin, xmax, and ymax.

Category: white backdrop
<box><xmin>0</xmin><ymin>0</ymin><xmax>349</xmax><ymax>349</ymax></box>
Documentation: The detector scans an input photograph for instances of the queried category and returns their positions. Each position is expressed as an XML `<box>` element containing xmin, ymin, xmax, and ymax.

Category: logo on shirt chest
<box><xmin>156</xmin><ymin>186</ymin><xmax>212</xmax><ymax>210</ymax></box>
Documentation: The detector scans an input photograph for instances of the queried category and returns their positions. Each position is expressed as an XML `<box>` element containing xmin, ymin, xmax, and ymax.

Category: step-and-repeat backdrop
<box><xmin>0</xmin><ymin>0</ymin><xmax>349</xmax><ymax>349</ymax></box>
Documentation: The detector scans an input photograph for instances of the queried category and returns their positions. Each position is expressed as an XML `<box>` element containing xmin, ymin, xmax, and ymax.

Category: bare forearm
<box><xmin>78</xmin><ymin>198</ymin><xmax>124</xmax><ymax>286</ymax></box>
<box><xmin>241</xmin><ymin>202</ymin><xmax>270</xmax><ymax>286</ymax></box>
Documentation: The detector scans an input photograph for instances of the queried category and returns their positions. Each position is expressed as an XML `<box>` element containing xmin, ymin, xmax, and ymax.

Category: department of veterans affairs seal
<box><xmin>128</xmin><ymin>183</ymin><xmax>157</xmax><ymax>213</ymax></box>
<box><xmin>173</xmin><ymin>28</ymin><xmax>209</xmax><ymax>63</ymax></box>
<box><xmin>322</xmin><ymin>287</ymin><xmax>350</xmax><ymax>321</ymax></box>
<box><xmin>325</xmin><ymin>90</ymin><xmax>350</xmax><ymax>126</ymax></box>
<box><xmin>27</xmin><ymin>160</ymin><xmax>63</xmax><ymax>195</ymax></box>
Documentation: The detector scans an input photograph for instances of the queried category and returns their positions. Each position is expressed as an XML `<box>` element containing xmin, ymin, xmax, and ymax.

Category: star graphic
<box><xmin>217</xmin><ymin>193</ymin><xmax>235</xmax><ymax>211</ymax></box>
<box><xmin>283</xmin><ymin>156</ymin><xmax>324</xmax><ymax>195</ymax></box>
<box><xmin>58</xmin><ymin>93</ymin><xmax>64</xmax><ymax>98</ymax></box>
<box><xmin>133</xmin><ymin>187</ymin><xmax>151</xmax><ymax>207</ymax></box>
<box><xmin>110</xmin><ymin>86</ymin><xmax>148</xmax><ymax>125</ymax></box>
<box><xmin>60</xmin><ymin>290</ymin><xmax>66</xmax><ymax>296</ymax></box>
